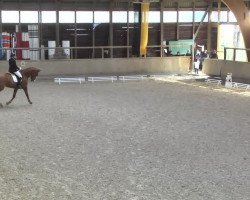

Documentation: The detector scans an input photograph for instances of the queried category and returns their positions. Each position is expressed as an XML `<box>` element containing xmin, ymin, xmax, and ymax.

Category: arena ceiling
<box><xmin>0</xmin><ymin>0</ymin><xmax>230</xmax><ymax>11</ymax></box>
<box><xmin>1</xmin><ymin>0</ymin><xmax>250</xmax><ymax>11</ymax></box>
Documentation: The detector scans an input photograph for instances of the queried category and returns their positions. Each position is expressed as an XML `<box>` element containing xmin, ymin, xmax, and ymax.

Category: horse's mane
<box><xmin>21</xmin><ymin>67</ymin><xmax>41</xmax><ymax>78</ymax></box>
<box><xmin>21</xmin><ymin>67</ymin><xmax>40</xmax><ymax>72</ymax></box>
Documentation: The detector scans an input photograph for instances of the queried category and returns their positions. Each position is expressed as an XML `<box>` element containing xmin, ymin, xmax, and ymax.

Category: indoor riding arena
<box><xmin>0</xmin><ymin>0</ymin><xmax>250</xmax><ymax>199</ymax></box>
<box><xmin>0</xmin><ymin>77</ymin><xmax>250</xmax><ymax>199</ymax></box>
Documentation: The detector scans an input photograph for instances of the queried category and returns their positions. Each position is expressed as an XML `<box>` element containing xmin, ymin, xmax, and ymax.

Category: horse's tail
<box><xmin>0</xmin><ymin>75</ymin><xmax>6</xmax><ymax>91</ymax></box>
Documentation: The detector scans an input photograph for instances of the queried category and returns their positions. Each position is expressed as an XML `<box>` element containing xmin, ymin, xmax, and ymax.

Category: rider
<box><xmin>8</xmin><ymin>52</ymin><xmax>22</xmax><ymax>87</ymax></box>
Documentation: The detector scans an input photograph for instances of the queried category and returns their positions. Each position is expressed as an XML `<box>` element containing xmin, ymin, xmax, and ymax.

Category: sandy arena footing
<box><xmin>0</xmin><ymin>78</ymin><xmax>249</xmax><ymax>199</ymax></box>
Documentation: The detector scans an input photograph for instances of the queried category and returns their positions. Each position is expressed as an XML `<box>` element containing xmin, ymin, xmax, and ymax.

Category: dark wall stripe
<box><xmin>132</xmin><ymin>3</ymin><xmax>141</xmax><ymax>57</ymax></box>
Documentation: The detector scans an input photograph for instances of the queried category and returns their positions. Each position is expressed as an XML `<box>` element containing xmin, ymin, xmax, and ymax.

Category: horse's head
<box><xmin>30</xmin><ymin>68</ymin><xmax>41</xmax><ymax>82</ymax></box>
<box><xmin>22</xmin><ymin>67</ymin><xmax>41</xmax><ymax>82</ymax></box>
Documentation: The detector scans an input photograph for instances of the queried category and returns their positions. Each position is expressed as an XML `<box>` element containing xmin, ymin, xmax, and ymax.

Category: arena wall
<box><xmin>202</xmin><ymin>59</ymin><xmax>250</xmax><ymax>83</ymax></box>
<box><xmin>0</xmin><ymin>57</ymin><xmax>190</xmax><ymax>77</ymax></box>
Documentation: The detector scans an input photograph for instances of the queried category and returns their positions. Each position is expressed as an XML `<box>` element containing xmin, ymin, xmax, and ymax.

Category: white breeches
<box><xmin>13</xmin><ymin>71</ymin><xmax>22</xmax><ymax>79</ymax></box>
<box><xmin>194</xmin><ymin>61</ymin><xmax>200</xmax><ymax>69</ymax></box>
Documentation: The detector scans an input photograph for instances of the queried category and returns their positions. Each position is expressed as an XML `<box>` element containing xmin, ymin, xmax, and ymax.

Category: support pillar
<box><xmin>222</xmin><ymin>0</ymin><xmax>250</xmax><ymax>61</ymax></box>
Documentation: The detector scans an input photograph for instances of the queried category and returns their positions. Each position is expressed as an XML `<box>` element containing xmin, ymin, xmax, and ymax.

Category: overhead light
<box><xmin>122</xmin><ymin>26</ymin><xmax>134</xmax><ymax>29</ymax></box>
<box><xmin>122</xmin><ymin>26</ymin><xmax>153</xmax><ymax>29</ymax></box>
<box><xmin>70</xmin><ymin>33</ymin><xmax>88</xmax><ymax>36</ymax></box>
<box><xmin>133</xmin><ymin>0</ymin><xmax>159</xmax><ymax>2</ymax></box>
<box><xmin>179</xmin><ymin>24</ymin><xmax>193</xmax><ymax>26</ymax></box>
<box><xmin>66</xmin><ymin>28</ymin><xmax>87</xmax><ymax>31</ymax></box>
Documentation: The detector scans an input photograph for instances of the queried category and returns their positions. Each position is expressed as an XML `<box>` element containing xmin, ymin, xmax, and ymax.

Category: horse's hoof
<box><xmin>6</xmin><ymin>102</ymin><xmax>10</xmax><ymax>105</ymax></box>
<box><xmin>0</xmin><ymin>103</ymin><xmax>3</xmax><ymax>108</ymax></box>
<box><xmin>29</xmin><ymin>101</ymin><xmax>33</xmax><ymax>104</ymax></box>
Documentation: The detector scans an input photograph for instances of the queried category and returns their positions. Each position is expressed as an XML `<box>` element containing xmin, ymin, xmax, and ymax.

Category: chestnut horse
<box><xmin>0</xmin><ymin>67</ymin><xmax>41</xmax><ymax>107</ymax></box>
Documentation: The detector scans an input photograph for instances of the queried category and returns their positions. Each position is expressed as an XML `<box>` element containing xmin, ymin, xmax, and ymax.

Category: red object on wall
<box><xmin>22</xmin><ymin>41</ymin><xmax>29</xmax><ymax>47</ymax></box>
<box><xmin>2</xmin><ymin>33</ymin><xmax>11</xmax><ymax>48</ymax></box>
<box><xmin>16</xmin><ymin>32</ymin><xmax>22</xmax><ymax>60</ymax></box>
<box><xmin>21</xmin><ymin>41</ymin><xmax>30</xmax><ymax>60</ymax></box>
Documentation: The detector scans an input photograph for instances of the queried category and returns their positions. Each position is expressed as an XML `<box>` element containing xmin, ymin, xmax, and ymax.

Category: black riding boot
<box><xmin>16</xmin><ymin>77</ymin><xmax>22</xmax><ymax>88</ymax></box>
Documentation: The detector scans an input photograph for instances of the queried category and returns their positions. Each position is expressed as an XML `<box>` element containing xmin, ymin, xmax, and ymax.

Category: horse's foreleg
<box><xmin>23</xmin><ymin>87</ymin><xmax>32</xmax><ymax>104</ymax></box>
<box><xmin>6</xmin><ymin>87</ymin><xmax>18</xmax><ymax>105</ymax></box>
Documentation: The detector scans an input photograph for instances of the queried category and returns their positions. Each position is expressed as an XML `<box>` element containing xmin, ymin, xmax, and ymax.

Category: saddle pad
<box><xmin>10</xmin><ymin>73</ymin><xmax>18</xmax><ymax>83</ymax></box>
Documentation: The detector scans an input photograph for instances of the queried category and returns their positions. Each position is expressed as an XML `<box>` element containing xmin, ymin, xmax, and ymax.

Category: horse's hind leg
<box><xmin>0</xmin><ymin>85</ymin><xmax>4</xmax><ymax>107</ymax></box>
<box><xmin>6</xmin><ymin>88</ymin><xmax>18</xmax><ymax>105</ymax></box>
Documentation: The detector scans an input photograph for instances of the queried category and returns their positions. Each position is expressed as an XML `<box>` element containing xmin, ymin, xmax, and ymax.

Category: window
<box><xmin>163</xmin><ymin>11</ymin><xmax>177</xmax><ymax>23</ymax></box>
<box><xmin>2</xmin><ymin>11</ymin><xmax>19</xmax><ymax>23</ymax></box>
<box><xmin>94</xmin><ymin>11</ymin><xmax>109</xmax><ymax>23</ymax></box>
<box><xmin>59</xmin><ymin>11</ymin><xmax>75</xmax><ymax>23</ymax></box>
<box><xmin>229</xmin><ymin>11</ymin><xmax>237</xmax><ymax>22</ymax></box>
<box><xmin>220</xmin><ymin>11</ymin><xmax>228</xmax><ymax>22</ymax></box>
<box><xmin>129</xmin><ymin>11</ymin><xmax>153</xmax><ymax>23</ymax></box>
<box><xmin>211</xmin><ymin>11</ymin><xmax>218</xmax><ymax>22</ymax></box>
<box><xmin>42</xmin><ymin>11</ymin><xmax>56</xmax><ymax>23</ymax></box>
<box><xmin>113</xmin><ymin>11</ymin><xmax>127</xmax><ymax>23</ymax></box>
<box><xmin>194</xmin><ymin>11</ymin><xmax>208</xmax><ymax>22</ymax></box>
<box><xmin>21</xmin><ymin>11</ymin><xmax>38</xmax><ymax>23</ymax></box>
<box><xmin>129</xmin><ymin>11</ymin><xmax>135</xmax><ymax>23</ymax></box>
<box><xmin>211</xmin><ymin>11</ymin><xmax>228</xmax><ymax>22</ymax></box>
<box><xmin>149</xmin><ymin>11</ymin><xmax>160</xmax><ymax>23</ymax></box>
<box><xmin>179</xmin><ymin>11</ymin><xmax>193</xmax><ymax>23</ymax></box>
<box><xmin>76</xmin><ymin>11</ymin><xmax>93</xmax><ymax>23</ymax></box>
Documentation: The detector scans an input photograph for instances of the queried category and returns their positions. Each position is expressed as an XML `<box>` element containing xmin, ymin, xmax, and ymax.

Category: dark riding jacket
<box><xmin>9</xmin><ymin>57</ymin><xmax>20</xmax><ymax>73</ymax></box>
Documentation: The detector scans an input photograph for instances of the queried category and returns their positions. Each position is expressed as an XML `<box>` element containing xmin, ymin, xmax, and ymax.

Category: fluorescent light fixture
<box><xmin>66</xmin><ymin>28</ymin><xmax>87</xmax><ymax>31</ymax></box>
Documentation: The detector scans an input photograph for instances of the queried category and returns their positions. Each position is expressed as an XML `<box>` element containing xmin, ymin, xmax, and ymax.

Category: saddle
<box><xmin>7</xmin><ymin>73</ymin><xmax>18</xmax><ymax>83</ymax></box>
<box><xmin>7</xmin><ymin>73</ymin><xmax>22</xmax><ymax>85</ymax></box>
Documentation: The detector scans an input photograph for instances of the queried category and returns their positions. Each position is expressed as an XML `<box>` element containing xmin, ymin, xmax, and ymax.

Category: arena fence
<box><xmin>54</xmin><ymin>75</ymin><xmax>148</xmax><ymax>84</ymax></box>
